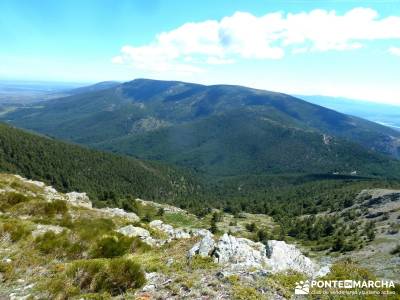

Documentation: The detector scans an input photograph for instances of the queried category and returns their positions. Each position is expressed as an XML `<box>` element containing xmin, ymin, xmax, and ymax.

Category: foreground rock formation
<box><xmin>189</xmin><ymin>233</ymin><xmax>328</xmax><ymax>277</ymax></box>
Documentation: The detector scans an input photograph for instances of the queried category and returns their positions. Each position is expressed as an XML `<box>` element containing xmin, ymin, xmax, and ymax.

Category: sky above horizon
<box><xmin>1</xmin><ymin>0</ymin><xmax>400</xmax><ymax>104</ymax></box>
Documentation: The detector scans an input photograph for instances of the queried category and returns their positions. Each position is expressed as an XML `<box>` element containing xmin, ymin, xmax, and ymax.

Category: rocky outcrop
<box><xmin>31</xmin><ymin>224</ymin><xmax>66</xmax><ymax>238</ymax></box>
<box><xmin>65</xmin><ymin>192</ymin><xmax>92</xmax><ymax>208</ymax></box>
<box><xmin>188</xmin><ymin>233</ymin><xmax>325</xmax><ymax>277</ymax></box>
<box><xmin>188</xmin><ymin>231</ymin><xmax>214</xmax><ymax>258</ymax></box>
<box><xmin>117</xmin><ymin>221</ymin><xmax>197</xmax><ymax>247</ymax></box>
<box><xmin>358</xmin><ymin>189</ymin><xmax>400</xmax><ymax>206</ymax></box>
<box><xmin>265</xmin><ymin>240</ymin><xmax>315</xmax><ymax>275</ymax></box>
<box><xmin>149</xmin><ymin>220</ymin><xmax>191</xmax><ymax>240</ymax></box>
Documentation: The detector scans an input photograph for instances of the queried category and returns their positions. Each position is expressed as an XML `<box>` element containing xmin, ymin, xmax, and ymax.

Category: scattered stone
<box><xmin>98</xmin><ymin>207</ymin><xmax>140</xmax><ymax>222</ymax></box>
<box><xmin>166</xmin><ymin>258</ymin><xmax>174</xmax><ymax>267</ymax></box>
<box><xmin>149</xmin><ymin>220</ymin><xmax>190</xmax><ymax>240</ymax></box>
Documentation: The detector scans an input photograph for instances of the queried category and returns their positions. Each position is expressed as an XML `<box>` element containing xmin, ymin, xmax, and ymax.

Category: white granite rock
<box><xmin>116</xmin><ymin>225</ymin><xmax>151</xmax><ymax>238</ymax></box>
<box><xmin>266</xmin><ymin>240</ymin><xmax>315</xmax><ymax>276</ymax></box>
<box><xmin>116</xmin><ymin>225</ymin><xmax>158</xmax><ymax>246</ymax></box>
<box><xmin>188</xmin><ymin>231</ymin><xmax>215</xmax><ymax>258</ymax></box>
<box><xmin>65</xmin><ymin>192</ymin><xmax>92</xmax><ymax>208</ymax></box>
<box><xmin>188</xmin><ymin>233</ymin><xmax>324</xmax><ymax>277</ymax></box>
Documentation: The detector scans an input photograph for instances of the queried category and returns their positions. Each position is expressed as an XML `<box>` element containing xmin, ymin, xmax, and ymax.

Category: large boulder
<box><xmin>266</xmin><ymin>240</ymin><xmax>316</xmax><ymax>276</ymax></box>
<box><xmin>116</xmin><ymin>225</ymin><xmax>157</xmax><ymax>246</ymax></box>
<box><xmin>116</xmin><ymin>225</ymin><xmax>150</xmax><ymax>238</ymax></box>
<box><xmin>213</xmin><ymin>234</ymin><xmax>267</xmax><ymax>269</ymax></box>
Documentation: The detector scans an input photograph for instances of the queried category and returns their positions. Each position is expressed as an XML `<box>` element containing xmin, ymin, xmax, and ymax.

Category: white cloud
<box><xmin>389</xmin><ymin>47</ymin><xmax>400</xmax><ymax>56</ymax></box>
<box><xmin>113</xmin><ymin>8</ymin><xmax>400</xmax><ymax>72</ymax></box>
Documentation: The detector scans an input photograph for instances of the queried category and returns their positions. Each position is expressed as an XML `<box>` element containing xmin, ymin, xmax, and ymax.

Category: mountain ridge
<box><xmin>2</xmin><ymin>78</ymin><xmax>400</xmax><ymax>181</ymax></box>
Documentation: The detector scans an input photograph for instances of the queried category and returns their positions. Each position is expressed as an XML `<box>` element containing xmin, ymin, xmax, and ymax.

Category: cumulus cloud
<box><xmin>113</xmin><ymin>8</ymin><xmax>400</xmax><ymax>72</ymax></box>
<box><xmin>388</xmin><ymin>47</ymin><xmax>400</xmax><ymax>56</ymax></box>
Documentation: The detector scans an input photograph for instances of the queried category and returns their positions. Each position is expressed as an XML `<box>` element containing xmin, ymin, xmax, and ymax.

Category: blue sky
<box><xmin>1</xmin><ymin>0</ymin><xmax>400</xmax><ymax>104</ymax></box>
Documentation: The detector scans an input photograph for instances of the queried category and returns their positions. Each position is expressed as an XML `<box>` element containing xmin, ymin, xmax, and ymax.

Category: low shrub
<box><xmin>232</xmin><ymin>285</ymin><xmax>261</xmax><ymax>300</ymax></box>
<box><xmin>65</xmin><ymin>258</ymin><xmax>146</xmax><ymax>295</ymax></box>
<box><xmin>43</xmin><ymin>200</ymin><xmax>68</xmax><ymax>216</ymax></box>
<box><xmin>0</xmin><ymin>261</ymin><xmax>15</xmax><ymax>281</ymax></box>
<box><xmin>268</xmin><ymin>271</ymin><xmax>307</xmax><ymax>298</ymax></box>
<box><xmin>1</xmin><ymin>220</ymin><xmax>30</xmax><ymax>242</ymax></box>
<box><xmin>188</xmin><ymin>256</ymin><xmax>217</xmax><ymax>270</ymax></box>
<box><xmin>34</xmin><ymin>231</ymin><xmax>82</xmax><ymax>258</ymax></box>
<box><xmin>0</xmin><ymin>192</ymin><xmax>29</xmax><ymax>210</ymax></box>
<box><xmin>90</xmin><ymin>234</ymin><xmax>148</xmax><ymax>258</ymax></box>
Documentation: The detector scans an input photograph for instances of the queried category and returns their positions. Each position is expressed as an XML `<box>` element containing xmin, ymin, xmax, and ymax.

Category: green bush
<box><xmin>34</xmin><ymin>231</ymin><xmax>82</xmax><ymax>258</ymax></box>
<box><xmin>91</xmin><ymin>235</ymin><xmax>135</xmax><ymax>258</ymax></box>
<box><xmin>232</xmin><ymin>285</ymin><xmax>262</xmax><ymax>300</ymax></box>
<box><xmin>0</xmin><ymin>192</ymin><xmax>29</xmax><ymax>210</ymax></box>
<box><xmin>188</xmin><ymin>256</ymin><xmax>217</xmax><ymax>270</ymax></box>
<box><xmin>43</xmin><ymin>200</ymin><xmax>68</xmax><ymax>216</ymax></box>
<box><xmin>1</xmin><ymin>220</ymin><xmax>30</xmax><ymax>242</ymax></box>
<box><xmin>65</xmin><ymin>258</ymin><xmax>146</xmax><ymax>295</ymax></box>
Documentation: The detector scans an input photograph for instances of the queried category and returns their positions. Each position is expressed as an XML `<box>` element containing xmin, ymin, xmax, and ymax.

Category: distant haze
<box><xmin>297</xmin><ymin>95</ymin><xmax>400</xmax><ymax>131</ymax></box>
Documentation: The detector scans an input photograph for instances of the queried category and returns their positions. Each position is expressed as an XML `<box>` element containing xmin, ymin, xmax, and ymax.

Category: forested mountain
<box><xmin>0</xmin><ymin>123</ymin><xmax>197</xmax><ymax>202</ymax></box>
<box><xmin>3</xmin><ymin>79</ymin><xmax>400</xmax><ymax>181</ymax></box>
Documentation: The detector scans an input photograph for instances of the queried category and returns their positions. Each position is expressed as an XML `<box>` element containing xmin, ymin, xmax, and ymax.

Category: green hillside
<box><xmin>0</xmin><ymin>123</ymin><xmax>196</xmax><ymax>202</ymax></box>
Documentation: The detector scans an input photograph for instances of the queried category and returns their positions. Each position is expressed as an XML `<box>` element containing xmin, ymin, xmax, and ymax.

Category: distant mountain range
<box><xmin>296</xmin><ymin>95</ymin><xmax>400</xmax><ymax>131</ymax></box>
<box><xmin>0</xmin><ymin>80</ymin><xmax>86</xmax><ymax>104</ymax></box>
<box><xmin>2</xmin><ymin>79</ymin><xmax>400</xmax><ymax>183</ymax></box>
